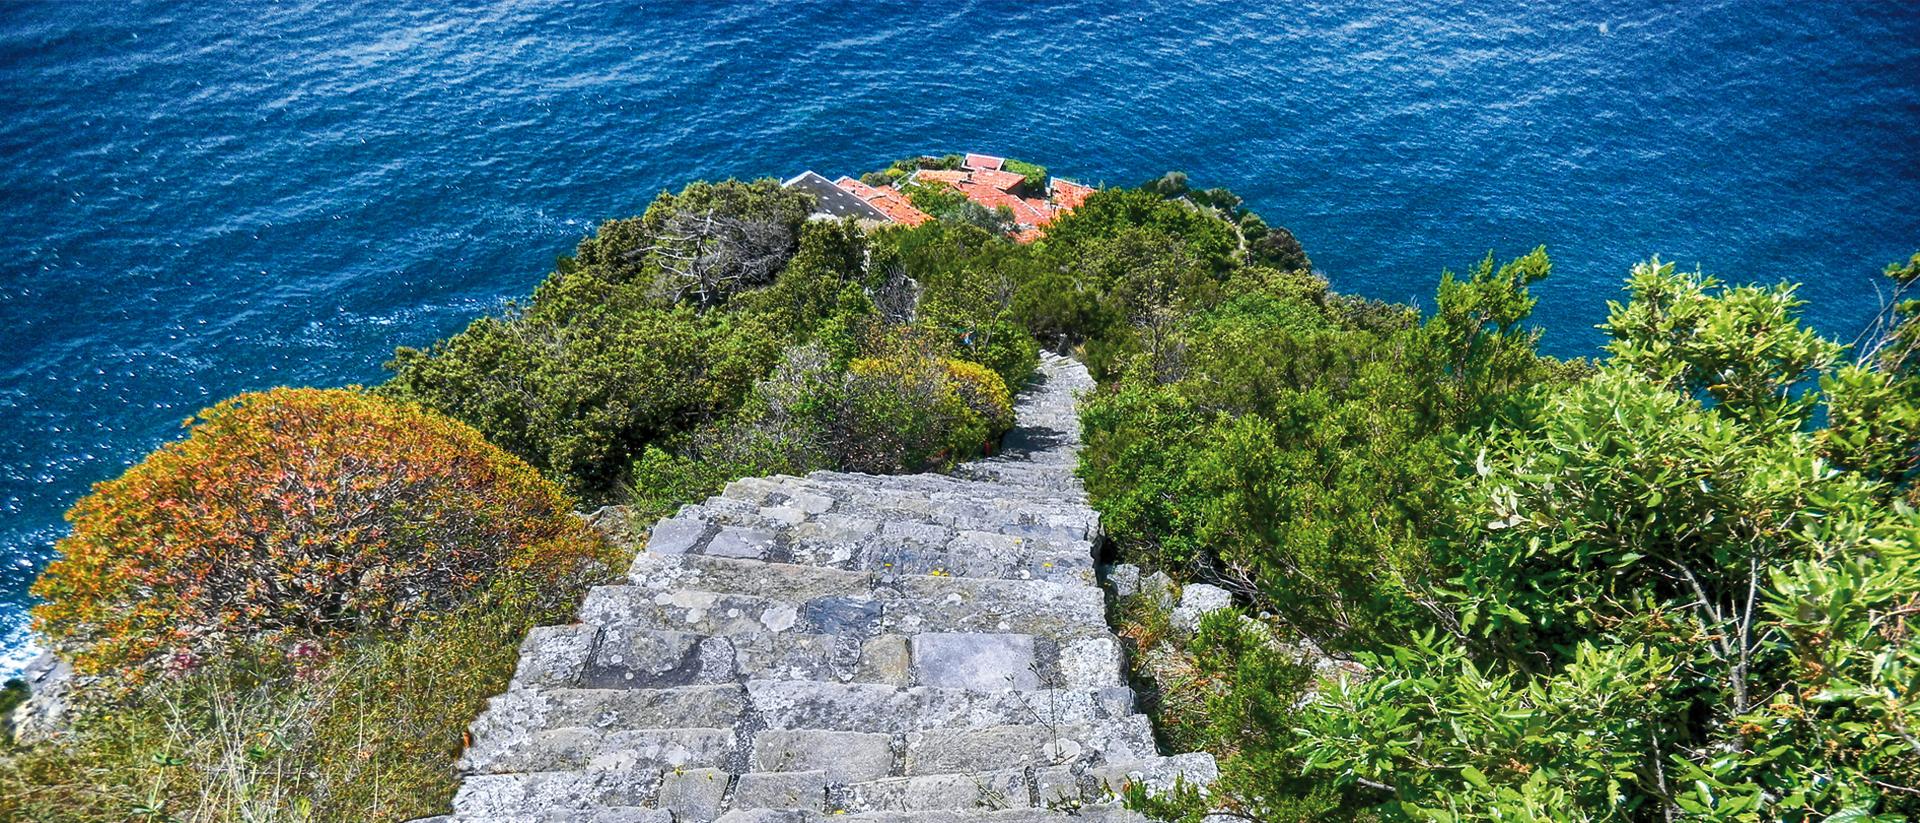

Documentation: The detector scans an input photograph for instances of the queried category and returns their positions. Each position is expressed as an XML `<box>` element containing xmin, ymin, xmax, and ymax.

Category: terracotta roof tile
<box><xmin>956</xmin><ymin>181</ymin><xmax>1051</xmax><ymax>227</ymax></box>
<box><xmin>963</xmin><ymin>153</ymin><xmax>1004</xmax><ymax>171</ymax></box>
<box><xmin>1023</xmin><ymin>197</ymin><xmax>1057</xmax><ymax>227</ymax></box>
<box><xmin>1050</xmin><ymin>178</ymin><xmax>1096</xmax><ymax>209</ymax></box>
<box><xmin>969</xmin><ymin>167</ymin><xmax>1027</xmax><ymax>192</ymax></box>
<box><xmin>834</xmin><ymin>176</ymin><xmax>931</xmax><ymax>227</ymax></box>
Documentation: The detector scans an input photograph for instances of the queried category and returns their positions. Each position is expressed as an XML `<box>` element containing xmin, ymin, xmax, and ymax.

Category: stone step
<box><xmin>628</xmin><ymin>553</ymin><xmax>874</xmax><ymax>602</ymax></box>
<box><xmin>452</xmin><ymin>769</ymin><xmax>660</xmax><ymax>815</ymax></box>
<box><xmin>711</xmin><ymin>806</ymin><xmax>1147</xmax><ymax>822</ymax></box>
<box><xmin>832</xmin><ymin>757</ymin><xmax>1208</xmax><ymax>814</ymax></box>
<box><xmin>746</xmin><ymin>680</ymin><xmax>1136</xmax><ymax>733</ymax></box>
<box><xmin>810</xmin><ymin>486</ymin><xmax>1092</xmax><ymax>529</ymax></box>
<box><xmin>441</xmin><ymin>811</ymin><xmax>672</xmax><ymax>823</ymax></box>
<box><xmin>586</xmin><ymin>627</ymin><xmax>903</xmax><ymax>689</ymax></box>
<box><xmin>681</xmin><ymin>489</ymin><xmax>1096</xmax><ymax>551</ymax></box>
<box><xmin>460</xmin><ymin>715</ymin><xmax>1158</xmax><ymax>786</ymax></box>
<box><xmin>577</xmin><ymin>577</ymin><xmax>1110</xmax><ymax>642</ymax></box>
<box><xmin>461</xmin><ymin>726</ymin><xmax>736</xmax><ymax>775</ymax></box>
<box><xmin>901</xmin><ymin>717</ymin><xmax>1159</xmax><ymax>775</ymax></box>
<box><xmin>732</xmin><ymin>472</ymin><xmax>1091</xmax><ymax>518</ymax></box>
<box><xmin>510</xmin><ymin>620</ymin><xmax>1124</xmax><ymax>692</ymax></box>
<box><xmin>452</xmin><ymin>755</ymin><xmax>1214</xmax><ymax>819</ymax></box>
<box><xmin>431</xmin><ymin>354</ymin><xmax>1221</xmax><ymax>823</ymax></box>
<box><xmin>467</xmin><ymin>679</ymin><xmax>1139</xmax><ymax>770</ymax></box>
<box><xmin>639</xmin><ymin>522</ymin><xmax>1096</xmax><ymax>584</ymax></box>
<box><xmin>468</xmin><ymin>685</ymin><xmax>747</xmax><ymax>744</ymax></box>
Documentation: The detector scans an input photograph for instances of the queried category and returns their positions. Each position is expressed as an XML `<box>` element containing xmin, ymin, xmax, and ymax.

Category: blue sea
<box><xmin>2</xmin><ymin>1</ymin><xmax>1916</xmax><ymax>671</ymax></box>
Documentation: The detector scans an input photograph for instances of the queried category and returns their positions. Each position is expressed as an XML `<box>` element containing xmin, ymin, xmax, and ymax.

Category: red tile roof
<box><xmin>956</xmin><ymin>180</ymin><xmax>1052</xmax><ymax>227</ymax></box>
<box><xmin>851</xmin><ymin>156</ymin><xmax>1102</xmax><ymax>242</ymax></box>
<box><xmin>1051</xmin><ymin>178</ymin><xmax>1095</xmax><ymax>209</ymax></box>
<box><xmin>834</xmin><ymin>176</ymin><xmax>931</xmax><ymax>227</ymax></box>
<box><xmin>963</xmin><ymin>153</ymin><xmax>1004</xmax><ymax>171</ymax></box>
<box><xmin>1022</xmin><ymin>197</ymin><xmax>1057</xmax><ymax>227</ymax></box>
<box><xmin>969</xmin><ymin>167</ymin><xmax>1027</xmax><ymax>193</ymax></box>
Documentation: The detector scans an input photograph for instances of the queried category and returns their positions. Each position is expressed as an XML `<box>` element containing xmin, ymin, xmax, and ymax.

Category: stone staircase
<box><xmin>426</xmin><ymin>353</ymin><xmax>1216</xmax><ymax>823</ymax></box>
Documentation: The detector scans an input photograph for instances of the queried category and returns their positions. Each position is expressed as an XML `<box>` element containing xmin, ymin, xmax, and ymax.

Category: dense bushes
<box><xmin>30</xmin><ymin>388</ymin><xmax>607</xmax><ymax>681</ymax></box>
<box><xmin>384</xmin><ymin>184</ymin><xmax>869</xmax><ymax>501</ymax></box>
<box><xmin>628</xmin><ymin>329</ymin><xmax>1017</xmax><ymax>514</ymax></box>
<box><xmin>1004</xmin><ymin>158</ymin><xmax>1047</xmax><ymax>190</ymax></box>
<box><xmin>1080</xmin><ymin>229</ymin><xmax>1920</xmax><ymax>818</ymax></box>
<box><xmin>1021</xmin><ymin>169</ymin><xmax>1920</xmax><ymax>818</ymax></box>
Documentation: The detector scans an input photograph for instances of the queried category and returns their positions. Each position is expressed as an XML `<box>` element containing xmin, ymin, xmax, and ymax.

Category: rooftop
<box><xmin>787</xmin><ymin>153</ymin><xmax>1097</xmax><ymax>243</ymax></box>
<box><xmin>783</xmin><ymin>171</ymin><xmax>889</xmax><ymax>222</ymax></box>
<box><xmin>834</xmin><ymin>176</ymin><xmax>932</xmax><ymax>227</ymax></box>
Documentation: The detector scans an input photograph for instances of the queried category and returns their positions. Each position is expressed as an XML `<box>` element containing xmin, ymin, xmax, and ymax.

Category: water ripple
<box><xmin>0</xmin><ymin>0</ymin><xmax>1914</xmax><ymax>672</ymax></box>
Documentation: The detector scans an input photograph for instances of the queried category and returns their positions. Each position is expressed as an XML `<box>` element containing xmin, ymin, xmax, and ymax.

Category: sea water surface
<box><xmin>2</xmin><ymin>1</ymin><xmax>1917</xmax><ymax>670</ymax></box>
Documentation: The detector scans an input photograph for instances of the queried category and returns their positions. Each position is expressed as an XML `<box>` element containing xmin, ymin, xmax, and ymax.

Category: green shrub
<box><xmin>383</xmin><ymin>213</ymin><xmax>869</xmax><ymax>501</ymax></box>
<box><xmin>841</xmin><ymin>345</ymin><xmax>991</xmax><ymax>472</ymax></box>
<box><xmin>1004</xmin><ymin>158</ymin><xmax>1047</xmax><ymax>190</ymax></box>
<box><xmin>383</xmin><ymin>302</ymin><xmax>782</xmax><ymax>500</ymax></box>
<box><xmin>942</xmin><ymin>358</ymin><xmax>1015</xmax><ymax>435</ymax></box>
<box><xmin>628</xmin><ymin>330</ymin><xmax>1018</xmax><ymax>510</ymax></box>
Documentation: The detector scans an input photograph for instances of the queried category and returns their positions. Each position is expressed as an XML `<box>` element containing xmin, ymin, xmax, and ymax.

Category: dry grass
<box><xmin>0</xmin><ymin>567</ymin><xmax>610</xmax><ymax>823</ymax></box>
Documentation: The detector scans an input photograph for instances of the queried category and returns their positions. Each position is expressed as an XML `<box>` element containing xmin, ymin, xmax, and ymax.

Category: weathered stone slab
<box><xmin>911</xmin><ymin>633</ymin><xmax>1040</xmax><ymax>691</ymax></box>
<box><xmin>751</xmin><ymin>729</ymin><xmax>894</xmax><ymax>780</ymax></box>
<box><xmin>1171</xmin><ymin>583</ymin><xmax>1234</xmax><ymax>633</ymax></box>
<box><xmin>452</xmin><ymin>769</ymin><xmax>659</xmax><ymax>815</ymax></box>
<box><xmin>509</xmin><ymin>624</ymin><xmax>597</xmax><ymax>689</ymax></box>
<box><xmin>656</xmin><ymin>767</ymin><xmax>730</xmax><ymax>820</ymax></box>
<box><xmin>707</xmin><ymin>525</ymin><xmax>778</xmax><ymax>559</ymax></box>
<box><xmin>836</xmin><ymin>768</ymin><xmax>1030</xmax><ymax>813</ymax></box>
<box><xmin>645</xmin><ymin>514</ymin><xmax>711</xmax><ymax>556</ymax></box>
<box><xmin>732</xmin><ymin>769</ymin><xmax>827</xmax><ymax>810</ymax></box>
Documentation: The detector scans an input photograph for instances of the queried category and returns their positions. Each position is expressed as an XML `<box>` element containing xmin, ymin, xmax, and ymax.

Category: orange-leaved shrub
<box><xmin>30</xmin><ymin>387</ymin><xmax>607</xmax><ymax>680</ymax></box>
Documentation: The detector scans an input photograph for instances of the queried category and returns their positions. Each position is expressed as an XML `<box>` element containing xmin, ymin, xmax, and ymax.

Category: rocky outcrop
<box><xmin>426</xmin><ymin>353</ymin><xmax>1216</xmax><ymax>822</ymax></box>
<box><xmin>6</xmin><ymin>650</ymin><xmax>74</xmax><ymax>745</ymax></box>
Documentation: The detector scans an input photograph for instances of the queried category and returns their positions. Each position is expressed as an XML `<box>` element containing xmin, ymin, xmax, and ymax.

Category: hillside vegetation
<box><xmin>3</xmin><ymin>161</ymin><xmax>1916</xmax><ymax>823</ymax></box>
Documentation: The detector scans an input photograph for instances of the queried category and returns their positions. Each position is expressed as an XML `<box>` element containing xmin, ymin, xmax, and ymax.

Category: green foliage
<box><xmin>1003</xmin><ymin>158</ymin><xmax>1047</xmax><ymax>190</ymax></box>
<box><xmin>1261</xmin><ymin>256</ymin><xmax>1920</xmax><ymax>820</ymax></box>
<box><xmin>1600</xmin><ymin>257</ymin><xmax>1843</xmax><ymax>428</ymax></box>
<box><xmin>1081</xmin><ymin>254</ymin><xmax>1555</xmax><ymax>660</ymax></box>
<box><xmin>1041</xmin><ymin>187</ymin><xmax>1239</xmax><ymax>276</ymax></box>
<box><xmin>630</xmin><ymin>326</ymin><xmax>1018</xmax><ymax>510</ymax></box>
<box><xmin>1140</xmin><ymin>169</ymin><xmax>1313</xmax><ymax>271</ymax></box>
<box><xmin>573</xmin><ymin>178</ymin><xmax>812</xmax><ymax>295</ymax></box>
<box><xmin>1826</xmin><ymin>252</ymin><xmax>1920</xmax><ymax>501</ymax></box>
<box><xmin>383</xmin><ymin>302</ymin><xmax>781</xmax><ymax>499</ymax></box>
<box><xmin>875</xmin><ymin>221</ymin><xmax>1044</xmax><ymax>386</ymax></box>
<box><xmin>0</xmin><ymin>680</ymin><xmax>24</xmax><ymax>746</ymax></box>
<box><xmin>1164</xmin><ymin>612</ymin><xmax>1341</xmax><ymax>822</ymax></box>
<box><xmin>1415</xmin><ymin>247</ymin><xmax>1555</xmax><ymax>423</ymax></box>
<box><xmin>384</xmin><ymin>209</ymin><xmax>870</xmax><ymax>500</ymax></box>
<box><xmin>1240</xmin><ymin>210</ymin><xmax>1313</xmax><ymax>271</ymax></box>
<box><xmin>1297</xmin><ymin>634</ymin><xmax>1684</xmax><ymax>821</ymax></box>
<box><xmin>903</xmin><ymin>181</ymin><xmax>1016</xmax><ymax>235</ymax></box>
